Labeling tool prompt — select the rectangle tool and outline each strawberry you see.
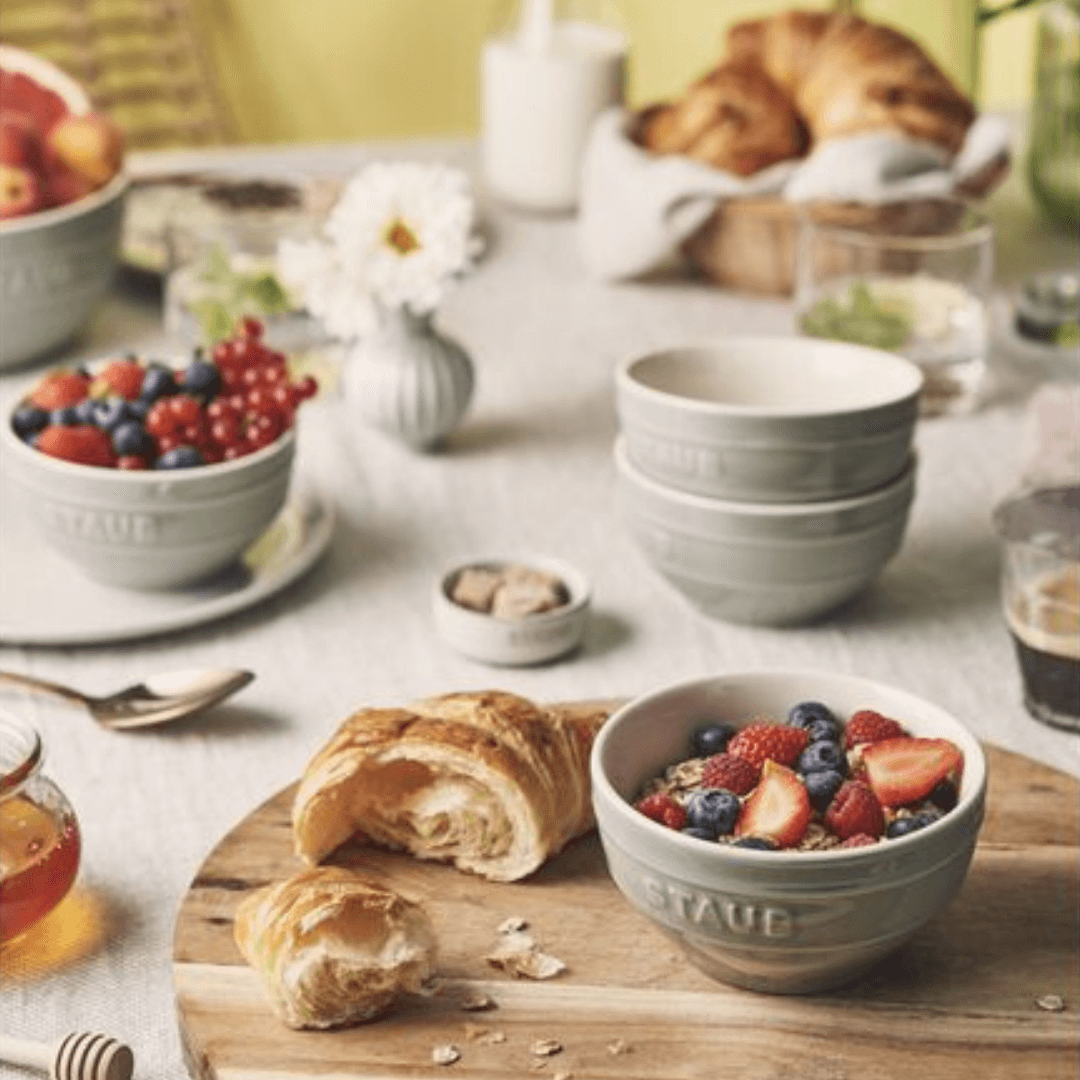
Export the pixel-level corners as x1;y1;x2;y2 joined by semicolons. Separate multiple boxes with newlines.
29;369;91;410
825;781;885;840
735;761;810;849
35;424;115;467
635;792;687;831
839;833;879;849
728;722;808;770
701;753;759;795
845;709;907;748
861;738;964;809
91;358;145;401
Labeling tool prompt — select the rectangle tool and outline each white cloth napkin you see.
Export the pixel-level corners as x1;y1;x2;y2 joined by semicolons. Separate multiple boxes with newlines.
577;108;1012;281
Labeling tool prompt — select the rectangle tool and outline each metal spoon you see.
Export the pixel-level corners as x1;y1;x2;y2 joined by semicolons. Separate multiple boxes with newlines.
0;668;254;730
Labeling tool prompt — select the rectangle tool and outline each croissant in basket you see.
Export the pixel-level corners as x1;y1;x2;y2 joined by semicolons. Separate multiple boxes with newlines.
292;690;611;882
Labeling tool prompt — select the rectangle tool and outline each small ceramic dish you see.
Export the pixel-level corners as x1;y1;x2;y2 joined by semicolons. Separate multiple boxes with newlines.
432;554;591;666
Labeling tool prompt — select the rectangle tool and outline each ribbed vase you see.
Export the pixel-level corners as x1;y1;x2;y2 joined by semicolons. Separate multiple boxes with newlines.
342;306;474;451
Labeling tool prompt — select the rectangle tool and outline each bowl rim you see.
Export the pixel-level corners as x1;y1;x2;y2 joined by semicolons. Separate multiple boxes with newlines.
2;401;296;482
617;337;924;419
590;669;988;867
432;551;592;629
615;436;916;517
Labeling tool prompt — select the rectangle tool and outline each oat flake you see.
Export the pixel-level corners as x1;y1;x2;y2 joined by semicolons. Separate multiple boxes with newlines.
607;1038;629;1055
531;1039;563;1056
1036;994;1066;1012
460;991;497;1011
498;916;529;934
432;1044;461;1065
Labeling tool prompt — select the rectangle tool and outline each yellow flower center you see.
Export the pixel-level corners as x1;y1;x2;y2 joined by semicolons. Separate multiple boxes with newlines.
383;218;420;256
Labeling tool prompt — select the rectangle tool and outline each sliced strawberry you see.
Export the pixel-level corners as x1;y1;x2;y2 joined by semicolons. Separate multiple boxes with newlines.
29;369;91;410
635;792;687;831
862;738;964;809
701;752;759;795
825;780;885;840
36;424;115;467
91;358;145;401
845;709;908;748
735;761;810;849
839;833;879;849
728;722;808;770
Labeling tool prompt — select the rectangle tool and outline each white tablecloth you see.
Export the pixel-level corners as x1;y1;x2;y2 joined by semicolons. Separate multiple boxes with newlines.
1;138;1078;1080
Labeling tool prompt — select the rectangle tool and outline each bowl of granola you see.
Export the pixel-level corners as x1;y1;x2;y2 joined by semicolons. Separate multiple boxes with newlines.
590;670;986;994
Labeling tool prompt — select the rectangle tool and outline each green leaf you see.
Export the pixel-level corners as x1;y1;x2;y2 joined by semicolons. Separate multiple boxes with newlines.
189;297;236;346
198;243;234;287
241;273;291;315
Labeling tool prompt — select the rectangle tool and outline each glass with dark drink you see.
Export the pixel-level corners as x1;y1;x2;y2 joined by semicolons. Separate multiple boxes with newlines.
994;484;1080;732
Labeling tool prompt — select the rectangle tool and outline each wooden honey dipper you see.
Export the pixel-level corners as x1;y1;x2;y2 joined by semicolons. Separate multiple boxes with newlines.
0;1032;134;1080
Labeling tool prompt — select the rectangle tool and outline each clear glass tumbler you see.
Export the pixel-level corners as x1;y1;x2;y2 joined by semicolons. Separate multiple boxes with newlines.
0;712;81;943
795;199;995;418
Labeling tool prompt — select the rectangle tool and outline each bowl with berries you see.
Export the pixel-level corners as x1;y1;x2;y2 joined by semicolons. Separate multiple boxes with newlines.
1;319;319;589
590;670;986;994
0;46;129;369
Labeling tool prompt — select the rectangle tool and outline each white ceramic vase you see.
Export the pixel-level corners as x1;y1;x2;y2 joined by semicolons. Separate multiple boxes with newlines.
342;306;475;451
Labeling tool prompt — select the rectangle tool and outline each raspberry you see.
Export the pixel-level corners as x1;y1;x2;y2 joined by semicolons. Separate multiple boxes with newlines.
701;753;759;795
728;723;808;770
839;833;879;849
845;710;907;749
825;781;885;840
635;792;687;831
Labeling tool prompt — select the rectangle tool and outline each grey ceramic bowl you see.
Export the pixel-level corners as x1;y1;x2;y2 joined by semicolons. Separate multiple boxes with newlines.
590;670;987;995
0;46;128;370
1;414;296;590
615;437;916;625
616;337;922;503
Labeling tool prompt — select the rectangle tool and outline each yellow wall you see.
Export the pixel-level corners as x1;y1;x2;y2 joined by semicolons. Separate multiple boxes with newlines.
188;0;1041;145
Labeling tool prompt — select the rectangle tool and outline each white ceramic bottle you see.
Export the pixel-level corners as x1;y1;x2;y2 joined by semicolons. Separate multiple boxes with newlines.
481;0;627;213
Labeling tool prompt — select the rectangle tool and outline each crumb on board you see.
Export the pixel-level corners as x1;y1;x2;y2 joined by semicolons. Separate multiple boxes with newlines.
460;990;497;1011
1036;994;1066;1012
531;1039;563;1057
432;1044;461;1066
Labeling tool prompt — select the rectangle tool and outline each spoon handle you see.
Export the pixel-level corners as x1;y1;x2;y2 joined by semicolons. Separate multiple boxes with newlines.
0;671;92;708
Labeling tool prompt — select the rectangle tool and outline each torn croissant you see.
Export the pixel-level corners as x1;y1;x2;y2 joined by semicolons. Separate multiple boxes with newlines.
292;690;610;882
233;866;437;1029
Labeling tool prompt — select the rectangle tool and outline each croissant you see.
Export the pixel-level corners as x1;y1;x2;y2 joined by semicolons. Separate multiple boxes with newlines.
233;866;437;1030
637;9;975;171
292;691;609;882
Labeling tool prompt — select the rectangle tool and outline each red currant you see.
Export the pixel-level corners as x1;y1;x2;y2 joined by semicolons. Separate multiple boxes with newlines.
117;455;148;470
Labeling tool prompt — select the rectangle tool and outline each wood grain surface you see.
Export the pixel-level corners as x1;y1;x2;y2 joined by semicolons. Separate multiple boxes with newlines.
174;741;1080;1080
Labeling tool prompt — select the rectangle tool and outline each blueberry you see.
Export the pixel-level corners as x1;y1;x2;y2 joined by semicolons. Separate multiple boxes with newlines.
93;398;132;431
49;406;80;426
181;358;222;401
127;399;150;421
690;722;736;758
681;826;717;842
927;779;958;812
797;740;848;777
73;398;99;425
140;363;177;402
155;446;204;469
804;768;845;812
685;789;740;839
885;812;939;839
789;700;841;737
112;420;154;458
12;405;49;440
805;716;843;744
731;836;778;851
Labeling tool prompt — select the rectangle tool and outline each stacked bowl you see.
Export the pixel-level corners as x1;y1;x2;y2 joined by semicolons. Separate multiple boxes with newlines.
614;337;924;625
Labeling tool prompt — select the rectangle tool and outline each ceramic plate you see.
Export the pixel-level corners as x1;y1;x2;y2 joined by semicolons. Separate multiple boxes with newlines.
0;483;334;646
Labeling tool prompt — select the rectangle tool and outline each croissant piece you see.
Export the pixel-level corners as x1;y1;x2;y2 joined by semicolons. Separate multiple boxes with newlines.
233;866;437;1030
292;691;611;882
727;10;975;155
637;56;809;175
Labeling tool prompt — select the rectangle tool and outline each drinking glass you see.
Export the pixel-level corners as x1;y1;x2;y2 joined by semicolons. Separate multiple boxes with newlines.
993;483;1080;732
0;712;81;943
795;199;995;417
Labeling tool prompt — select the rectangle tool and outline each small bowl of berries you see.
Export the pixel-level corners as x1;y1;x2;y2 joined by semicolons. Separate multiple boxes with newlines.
1;318;319;590
590;670;986;995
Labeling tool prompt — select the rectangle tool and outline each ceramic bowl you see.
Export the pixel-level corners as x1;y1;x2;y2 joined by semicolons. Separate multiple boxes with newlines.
590;670;987;995
0;45;129;370
615;437;916;625
0;412;296;590
432;554;591;666
616;337;922;502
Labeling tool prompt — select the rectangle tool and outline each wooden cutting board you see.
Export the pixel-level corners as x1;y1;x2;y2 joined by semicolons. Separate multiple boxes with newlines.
174;738;1079;1080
